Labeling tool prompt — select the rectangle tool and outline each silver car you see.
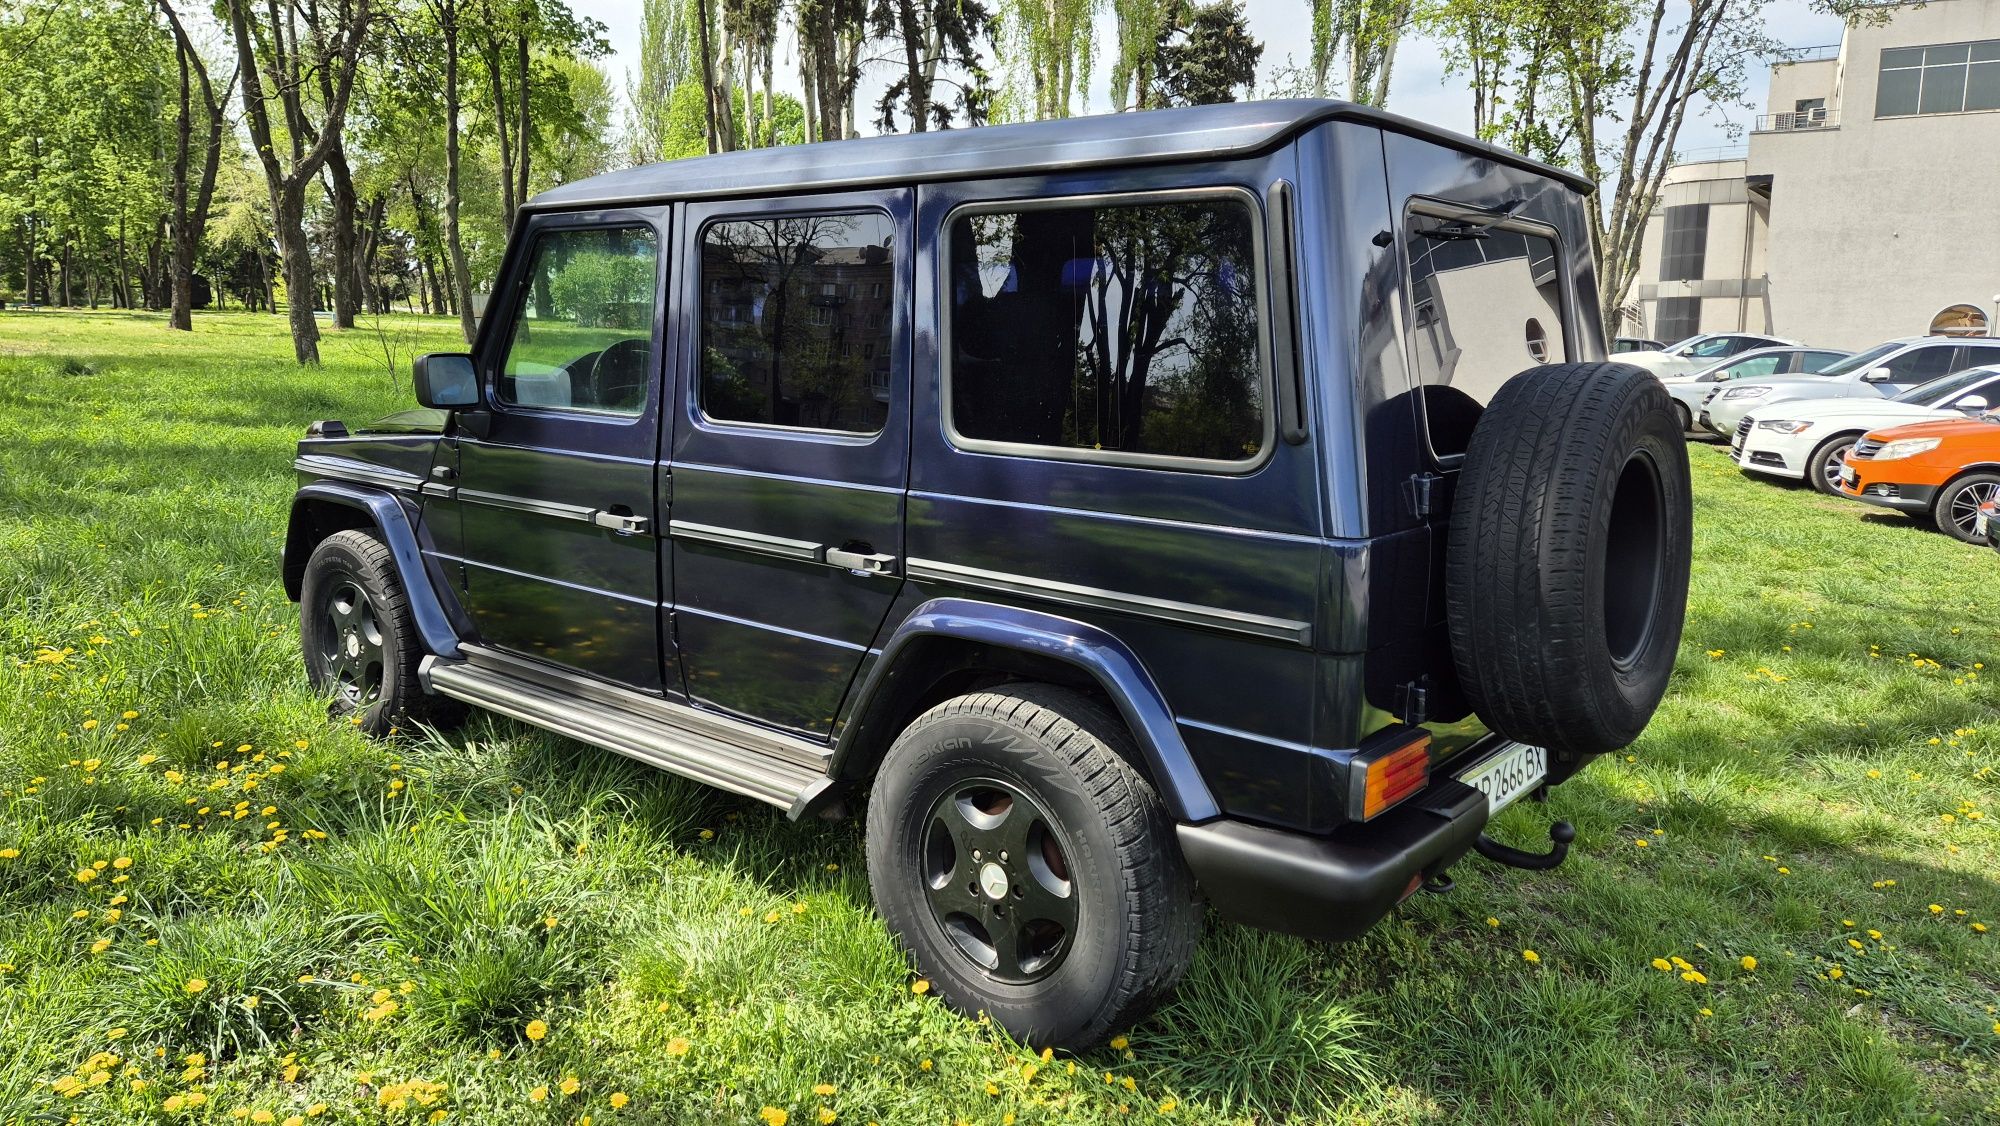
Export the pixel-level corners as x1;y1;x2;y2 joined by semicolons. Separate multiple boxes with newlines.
1659;346;1849;432
1699;337;2000;436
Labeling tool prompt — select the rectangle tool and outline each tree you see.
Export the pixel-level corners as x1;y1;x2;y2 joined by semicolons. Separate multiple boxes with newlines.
1150;0;1261;107
998;0;1095;120
1109;0;1167;111
795;0;869;141
225;0;375;363
630;0;695;163
1309;0;1411;106
871;0;995;131
157;1;236;329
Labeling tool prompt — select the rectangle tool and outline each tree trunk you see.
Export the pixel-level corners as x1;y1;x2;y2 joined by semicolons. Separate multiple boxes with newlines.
441;17;478;344
274;186;321;361
327;142;360;329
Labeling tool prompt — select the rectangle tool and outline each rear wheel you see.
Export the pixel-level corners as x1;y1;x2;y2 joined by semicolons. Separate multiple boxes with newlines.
1673;400;1693;434
864;684;1199;1048
1933;472;2000;544
1807;435;1860;496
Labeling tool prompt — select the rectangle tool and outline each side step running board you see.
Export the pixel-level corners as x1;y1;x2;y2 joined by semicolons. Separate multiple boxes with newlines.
420;654;831;814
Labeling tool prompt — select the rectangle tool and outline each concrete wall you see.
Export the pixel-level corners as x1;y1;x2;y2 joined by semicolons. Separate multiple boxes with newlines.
1747;0;2000;349
1631;160;1772;338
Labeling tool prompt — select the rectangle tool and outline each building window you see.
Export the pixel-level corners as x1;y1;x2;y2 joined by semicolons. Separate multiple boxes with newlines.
1656;296;1700;344
1658;204;1708;282
1878;40;2000;118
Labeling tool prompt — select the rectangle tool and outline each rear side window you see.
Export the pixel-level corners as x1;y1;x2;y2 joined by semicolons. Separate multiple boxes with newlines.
498;225;659;415
698;212;896;434
1405;213;1568;458
945;195;1267;466
1882;345;1959;384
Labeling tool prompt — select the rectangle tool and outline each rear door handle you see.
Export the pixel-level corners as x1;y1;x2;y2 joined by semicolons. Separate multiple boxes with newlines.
590;509;650;536
825;546;898;575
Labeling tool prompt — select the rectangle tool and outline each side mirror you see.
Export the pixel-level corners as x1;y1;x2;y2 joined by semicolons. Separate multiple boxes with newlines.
413;353;479;409
1860;366;1894;383
1958;394;1989;411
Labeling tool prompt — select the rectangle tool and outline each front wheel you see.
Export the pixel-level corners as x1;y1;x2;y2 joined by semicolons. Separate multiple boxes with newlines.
299;529;457;735
865;684;1200;1048
1807;435;1859;496
1933;472;2000;544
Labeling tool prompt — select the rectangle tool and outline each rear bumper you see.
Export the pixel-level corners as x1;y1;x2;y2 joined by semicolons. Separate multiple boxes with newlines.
1177;775;1488;942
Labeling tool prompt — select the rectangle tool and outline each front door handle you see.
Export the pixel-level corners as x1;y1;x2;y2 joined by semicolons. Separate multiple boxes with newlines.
825;546;898;575
590;509;650;536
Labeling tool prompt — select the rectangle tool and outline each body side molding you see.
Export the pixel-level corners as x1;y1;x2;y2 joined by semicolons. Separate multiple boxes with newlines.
832;598;1221;823
286;481;463;659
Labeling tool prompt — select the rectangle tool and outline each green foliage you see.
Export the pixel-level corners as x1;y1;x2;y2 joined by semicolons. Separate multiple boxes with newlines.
1150;0;1263;107
547;251;654;328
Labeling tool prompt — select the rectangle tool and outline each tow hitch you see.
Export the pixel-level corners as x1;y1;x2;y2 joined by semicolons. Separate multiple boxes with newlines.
1472;820;1576;871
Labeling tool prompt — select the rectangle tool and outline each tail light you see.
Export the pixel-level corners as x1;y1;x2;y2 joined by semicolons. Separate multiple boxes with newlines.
1356;732;1431;821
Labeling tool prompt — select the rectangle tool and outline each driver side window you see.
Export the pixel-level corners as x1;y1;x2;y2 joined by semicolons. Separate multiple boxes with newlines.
497;225;659;416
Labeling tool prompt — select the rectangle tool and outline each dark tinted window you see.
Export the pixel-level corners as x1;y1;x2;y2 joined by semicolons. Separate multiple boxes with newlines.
698;212;895;433
1883;345;1959;384
498;226;658;415
1656;299;1700;347
1659;204;1708;282
1406;218;1568;457
1800;350;1848;372
947;197;1265;463
1879;40;2000;116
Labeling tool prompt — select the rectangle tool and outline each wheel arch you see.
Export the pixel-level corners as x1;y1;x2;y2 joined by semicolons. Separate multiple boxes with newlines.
284;482;462;659
828;599;1220;824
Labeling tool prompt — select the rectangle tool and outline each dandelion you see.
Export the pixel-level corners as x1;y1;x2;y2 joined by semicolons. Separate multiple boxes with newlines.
525;1019;548;1042
610;1092;629;1109
1931;904;1945;914
184;978;207;994
1680;970;1708;984
1976;923;1990;934
0;849;15;859
76;868;97;883
1651;957;1672;972
764;910;783;924
1634;839;1648;848
812;1084;836;1096
911;979;930;995
817;1110;836;1125
1485;917;1499;928
90;938;111;955
112;856;131;870
529;1086;548;1103
1522;949;1540;964
560;1076;581;1097
760;1109;789;1126
918;1059;933;1072
1739;956;1757;972
1776;867;1790;875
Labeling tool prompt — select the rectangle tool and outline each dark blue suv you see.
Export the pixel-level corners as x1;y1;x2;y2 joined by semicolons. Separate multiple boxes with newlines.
284;101;1692;1047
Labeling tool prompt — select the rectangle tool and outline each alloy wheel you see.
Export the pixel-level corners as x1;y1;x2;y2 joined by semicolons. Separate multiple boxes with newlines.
918;777;1078;985
1949;480;2000;538
319;578;386;708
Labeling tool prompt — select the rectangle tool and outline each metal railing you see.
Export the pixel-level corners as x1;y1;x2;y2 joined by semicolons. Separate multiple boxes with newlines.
1753;109;1838;132
1774;43;1841;64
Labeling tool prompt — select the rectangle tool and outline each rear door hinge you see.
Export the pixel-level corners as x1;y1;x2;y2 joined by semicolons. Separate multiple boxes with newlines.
1406;472;1442;519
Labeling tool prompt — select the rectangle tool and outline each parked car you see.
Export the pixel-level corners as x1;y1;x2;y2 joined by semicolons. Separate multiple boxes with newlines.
1613;336;1666;353
1837;412;2000;542
1978;495;2000;551
1699;336;2000;437
280;101;1692;1047
1660;346;1849;432
1732;365;2000;493
1617;332;1798;378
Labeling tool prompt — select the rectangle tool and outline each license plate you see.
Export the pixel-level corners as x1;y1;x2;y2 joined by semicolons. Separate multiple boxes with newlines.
1841;465;1857;486
1730;435;1745;456
1457;742;1548;815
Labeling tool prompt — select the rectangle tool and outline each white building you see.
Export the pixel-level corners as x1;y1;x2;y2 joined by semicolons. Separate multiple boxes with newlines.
1633;1;2000;349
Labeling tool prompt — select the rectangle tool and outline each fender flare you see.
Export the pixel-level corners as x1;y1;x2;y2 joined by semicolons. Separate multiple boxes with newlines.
831;597;1219;824
286;482;462;659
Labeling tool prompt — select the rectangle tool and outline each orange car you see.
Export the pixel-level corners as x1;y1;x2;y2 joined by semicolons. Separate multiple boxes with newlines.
1837;412;2000;543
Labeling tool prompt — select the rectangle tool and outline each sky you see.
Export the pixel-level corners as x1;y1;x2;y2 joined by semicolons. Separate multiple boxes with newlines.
568;0;1848;155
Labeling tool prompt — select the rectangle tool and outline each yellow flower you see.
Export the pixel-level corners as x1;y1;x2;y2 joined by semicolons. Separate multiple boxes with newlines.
918;1059;933;1072
1521;949;1540;964
1633;839;1647;848
283;1118;304;1126
1739;956;1757;972
1485;916;1499;927
610;1092;629;1109
910;979;930;995
1975;923;1989;934
1109;1034;1129;1049
112;856;132;870
90;938;111;955
764;910;783;924
184;978;207;994
106;1027;127;1040
76;868;97;883
666;1037;691;1057
528;1086;548;1103
1931;904;1945;914
83;719;99;730
525;1019;548;1042
253;1111;275;1124
1651;957;1672;972
1776;867;1790;875
817;1109;837;1125
760;1108;789;1126
0;849;16;859
560;1076;580;1096
812;1084;836;1096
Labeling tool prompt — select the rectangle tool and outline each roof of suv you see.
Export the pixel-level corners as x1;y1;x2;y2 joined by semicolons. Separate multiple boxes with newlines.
526;99;1594;213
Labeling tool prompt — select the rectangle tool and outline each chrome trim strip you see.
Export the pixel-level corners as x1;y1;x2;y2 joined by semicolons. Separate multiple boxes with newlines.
668;520;823;561
449;554;658;608
672;460;904;496
674;603;870;652
906;558;1312;646
909;490;1322;545
457;488;599;524
293;455;424;492
420;482;456;500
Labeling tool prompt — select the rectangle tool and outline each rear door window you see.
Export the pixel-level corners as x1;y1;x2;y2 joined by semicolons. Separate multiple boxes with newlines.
1405;210;1569;457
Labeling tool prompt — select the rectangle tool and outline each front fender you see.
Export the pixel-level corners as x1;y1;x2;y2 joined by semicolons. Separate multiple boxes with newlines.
832;598;1219;824
285;482;461;659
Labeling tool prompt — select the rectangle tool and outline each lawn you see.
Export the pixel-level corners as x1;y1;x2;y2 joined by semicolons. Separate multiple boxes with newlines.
0;308;1996;1125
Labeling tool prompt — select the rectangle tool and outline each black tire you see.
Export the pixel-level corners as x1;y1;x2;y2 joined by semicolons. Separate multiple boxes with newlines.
1806;434;1860;496
1673;400;1692;434
299;529;459;735
1446;362;1692;762
1933;472;2000;544
864;684;1200;1048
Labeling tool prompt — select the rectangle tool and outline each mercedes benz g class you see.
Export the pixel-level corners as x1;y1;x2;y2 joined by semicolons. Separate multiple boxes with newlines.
284;100;1692;1047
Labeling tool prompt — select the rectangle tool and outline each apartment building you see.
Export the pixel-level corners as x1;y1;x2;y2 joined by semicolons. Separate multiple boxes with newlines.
1633;0;2000;349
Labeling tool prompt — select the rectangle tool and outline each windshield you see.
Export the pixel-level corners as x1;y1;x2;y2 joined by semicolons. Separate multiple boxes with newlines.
1895;366;2000;404
1663;334;1708;355
1815;341;1904;377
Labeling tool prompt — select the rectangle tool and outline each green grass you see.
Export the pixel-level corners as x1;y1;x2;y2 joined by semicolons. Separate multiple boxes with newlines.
1;308;1996;1124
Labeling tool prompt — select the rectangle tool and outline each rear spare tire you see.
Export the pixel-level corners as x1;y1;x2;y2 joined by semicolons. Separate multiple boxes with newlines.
1445;362;1691;761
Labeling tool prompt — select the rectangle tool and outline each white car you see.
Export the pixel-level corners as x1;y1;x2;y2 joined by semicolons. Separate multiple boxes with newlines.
1659;346;1849;432
1698;336;2000;437
1618;332;1799;379
1732;366;2000;493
